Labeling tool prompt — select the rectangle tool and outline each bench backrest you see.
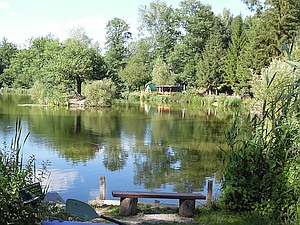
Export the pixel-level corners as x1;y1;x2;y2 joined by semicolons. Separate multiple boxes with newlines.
20;182;43;205
112;190;206;200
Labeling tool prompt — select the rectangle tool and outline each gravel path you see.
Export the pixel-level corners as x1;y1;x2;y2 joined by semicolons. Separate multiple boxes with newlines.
91;199;197;224
121;213;196;224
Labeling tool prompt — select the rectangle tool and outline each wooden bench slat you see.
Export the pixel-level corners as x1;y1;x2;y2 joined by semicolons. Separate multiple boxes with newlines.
20;182;43;205
112;190;205;200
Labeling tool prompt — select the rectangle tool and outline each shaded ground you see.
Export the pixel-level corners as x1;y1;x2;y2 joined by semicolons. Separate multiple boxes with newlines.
90;200;197;224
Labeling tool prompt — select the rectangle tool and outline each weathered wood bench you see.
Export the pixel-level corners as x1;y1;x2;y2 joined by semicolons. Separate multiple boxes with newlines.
112;190;206;217
19;182;43;205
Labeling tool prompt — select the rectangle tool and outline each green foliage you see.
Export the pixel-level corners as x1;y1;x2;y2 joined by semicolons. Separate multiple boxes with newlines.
104;17;131;83
197;28;226;91
0;38;18;76
139;0;180;59
83;79;117;107
224;15;249;94
0;120;49;224
251;59;295;102
31;80;69;106
119;39;152;91
3;0;300;101
221;61;300;223
61;32;95;95
151;57;171;85
179;0;216;54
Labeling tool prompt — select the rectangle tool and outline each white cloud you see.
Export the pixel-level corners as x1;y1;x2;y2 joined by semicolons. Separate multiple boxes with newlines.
0;2;11;9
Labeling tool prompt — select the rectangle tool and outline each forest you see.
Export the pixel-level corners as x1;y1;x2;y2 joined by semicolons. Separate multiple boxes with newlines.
1;0;300;106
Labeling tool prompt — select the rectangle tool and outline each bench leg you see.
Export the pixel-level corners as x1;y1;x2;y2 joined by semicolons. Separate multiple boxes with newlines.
119;197;138;216
179;199;195;217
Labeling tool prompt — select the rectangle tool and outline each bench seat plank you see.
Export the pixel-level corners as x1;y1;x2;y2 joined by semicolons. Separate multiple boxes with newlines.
112;190;205;200
112;190;206;217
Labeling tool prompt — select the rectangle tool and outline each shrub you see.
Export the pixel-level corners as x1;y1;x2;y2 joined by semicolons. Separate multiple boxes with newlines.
30;80;69;106
221;61;300;223
251;59;295;102
83;78;117;107
0;120;50;225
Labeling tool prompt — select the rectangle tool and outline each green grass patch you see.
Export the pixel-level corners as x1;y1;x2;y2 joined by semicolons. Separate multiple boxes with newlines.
195;206;278;225
88;202;280;225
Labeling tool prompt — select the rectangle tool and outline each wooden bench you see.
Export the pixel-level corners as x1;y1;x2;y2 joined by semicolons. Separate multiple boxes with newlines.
19;182;43;205
112;190;206;217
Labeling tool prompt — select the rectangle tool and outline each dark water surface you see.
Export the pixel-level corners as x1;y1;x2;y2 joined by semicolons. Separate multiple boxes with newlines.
0;94;233;204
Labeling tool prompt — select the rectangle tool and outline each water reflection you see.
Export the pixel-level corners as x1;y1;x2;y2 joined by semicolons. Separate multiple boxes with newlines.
0;95;233;200
46;169;78;191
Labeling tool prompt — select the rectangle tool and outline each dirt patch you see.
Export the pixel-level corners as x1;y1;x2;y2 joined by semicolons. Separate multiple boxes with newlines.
90;200;197;224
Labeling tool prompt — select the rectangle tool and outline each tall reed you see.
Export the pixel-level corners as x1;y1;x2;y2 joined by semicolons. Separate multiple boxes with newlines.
221;63;300;223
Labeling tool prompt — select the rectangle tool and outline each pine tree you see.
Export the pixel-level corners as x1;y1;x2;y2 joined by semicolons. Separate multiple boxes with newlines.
224;15;248;94
196;29;226;93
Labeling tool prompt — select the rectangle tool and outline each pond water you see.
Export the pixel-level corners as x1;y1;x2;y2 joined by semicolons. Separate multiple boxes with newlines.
0;94;233;204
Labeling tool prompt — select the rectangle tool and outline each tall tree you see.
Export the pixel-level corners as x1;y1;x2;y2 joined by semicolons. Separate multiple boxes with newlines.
104;18;132;82
139;0;180;59
61;28;106;95
152;57;171;85
197;29;226;93
243;0;300;57
177;0;219;87
224;15;248;94
167;42;197;86
2;36;60;88
119;39;152;91
179;0;216;54
0;38;17;75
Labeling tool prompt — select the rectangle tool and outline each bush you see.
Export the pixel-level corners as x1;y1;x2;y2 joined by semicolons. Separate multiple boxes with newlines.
0;120;50;225
83;78;117;107
221;61;300;223
251;59;295;102
30;80;69;106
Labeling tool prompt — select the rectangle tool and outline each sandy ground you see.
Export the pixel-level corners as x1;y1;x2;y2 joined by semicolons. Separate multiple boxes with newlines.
90;199;197;224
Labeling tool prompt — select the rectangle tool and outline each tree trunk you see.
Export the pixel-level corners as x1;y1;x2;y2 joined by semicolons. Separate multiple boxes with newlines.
76;76;82;95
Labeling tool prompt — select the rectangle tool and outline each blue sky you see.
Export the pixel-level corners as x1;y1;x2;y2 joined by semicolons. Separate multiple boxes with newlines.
0;0;251;48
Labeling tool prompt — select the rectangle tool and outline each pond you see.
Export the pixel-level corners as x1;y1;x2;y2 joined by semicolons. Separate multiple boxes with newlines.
0;94;233;204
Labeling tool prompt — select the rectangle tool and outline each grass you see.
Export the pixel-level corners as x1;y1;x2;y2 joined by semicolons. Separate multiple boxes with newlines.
87;202;279;225
195;206;277;225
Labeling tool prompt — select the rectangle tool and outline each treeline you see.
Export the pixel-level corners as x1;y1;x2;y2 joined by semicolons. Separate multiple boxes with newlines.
1;0;300;105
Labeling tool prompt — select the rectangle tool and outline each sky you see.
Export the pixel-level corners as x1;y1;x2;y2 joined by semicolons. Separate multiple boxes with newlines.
0;0;251;48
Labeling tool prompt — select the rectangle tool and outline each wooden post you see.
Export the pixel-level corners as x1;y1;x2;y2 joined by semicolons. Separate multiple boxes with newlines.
100;176;106;200
207;180;213;205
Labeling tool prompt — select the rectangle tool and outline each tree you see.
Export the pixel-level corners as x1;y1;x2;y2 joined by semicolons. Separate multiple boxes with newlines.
119;39;152;91
224;15;248;94
139;0;180;59
244;0;300;57
59;28;106;96
197;29;226;93
2;36;60;88
151;57;171;85
177;0;220;88
179;0;216;54
104;18;132;82
0;38;17;75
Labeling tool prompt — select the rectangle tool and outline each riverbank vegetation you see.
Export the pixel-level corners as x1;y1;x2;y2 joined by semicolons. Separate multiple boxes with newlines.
221;56;300;223
1;0;300;224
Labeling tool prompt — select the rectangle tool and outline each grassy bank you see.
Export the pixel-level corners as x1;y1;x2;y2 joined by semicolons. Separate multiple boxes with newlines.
124;91;253;109
83;202;278;225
